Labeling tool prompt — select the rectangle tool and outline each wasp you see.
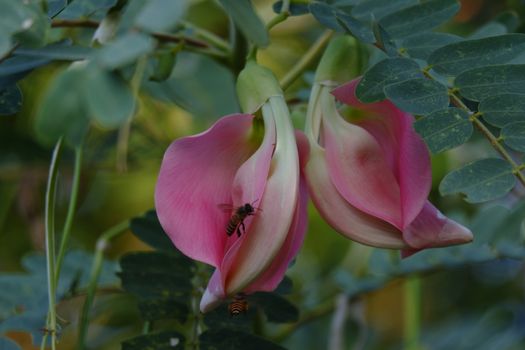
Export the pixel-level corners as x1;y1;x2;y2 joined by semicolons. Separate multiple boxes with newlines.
228;293;249;316
219;200;260;237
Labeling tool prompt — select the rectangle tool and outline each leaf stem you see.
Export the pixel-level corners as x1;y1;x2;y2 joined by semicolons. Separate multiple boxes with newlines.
403;276;421;350
180;20;231;53
43;138;64;350
450;94;525;186
280;30;333;91
77;220;129;350
116;56;147;172
55;145;83;280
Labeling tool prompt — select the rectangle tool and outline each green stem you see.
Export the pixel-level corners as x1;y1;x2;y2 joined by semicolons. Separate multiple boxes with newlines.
280;30;333;91
55;145;83;280
43;138;64;350
403;276;421;350
449;94;525;186
77;220;129;350
180;20;231;53
116;56;147;172
246;0;291;61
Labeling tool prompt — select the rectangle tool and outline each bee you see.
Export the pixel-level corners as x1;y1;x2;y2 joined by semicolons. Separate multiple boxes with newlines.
219;200;260;237
228;293;249;316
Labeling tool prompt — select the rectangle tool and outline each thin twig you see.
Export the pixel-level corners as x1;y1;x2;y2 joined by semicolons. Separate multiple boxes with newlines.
43;138;64;350
77;220;129;350
280;30;333;90
55;145;83;280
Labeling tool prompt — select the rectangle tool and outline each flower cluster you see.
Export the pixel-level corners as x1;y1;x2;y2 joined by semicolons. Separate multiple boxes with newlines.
155;38;472;312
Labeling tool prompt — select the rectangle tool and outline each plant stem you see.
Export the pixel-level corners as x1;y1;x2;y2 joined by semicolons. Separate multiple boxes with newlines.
246;0;291;60
403;276;421;350
449;94;525;186
180;20;230;53
116;56;146;172
77;220;129;350
280;30;333;91
43;138;64;350
55;145;83;280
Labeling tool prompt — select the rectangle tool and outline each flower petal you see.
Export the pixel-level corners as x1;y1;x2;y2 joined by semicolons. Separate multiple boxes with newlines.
200;269;224;313
244;173;309;293
402;201;473;251
299;131;407;249
223;97;300;294
321;89;403;229
155;114;256;267
332;79;431;229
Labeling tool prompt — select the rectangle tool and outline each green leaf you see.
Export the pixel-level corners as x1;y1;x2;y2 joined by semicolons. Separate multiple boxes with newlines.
384;78;449;115
455;64;525;101
119;252;195;302
0;85;22;116
57;0;116;19
122;331;185;350
129;210;176;252
356;57;422;102
0;56;49;80
468;22;507;40
250;292;299;323
0;1;49;55
34;66;90;147
414;108;472;153
273;1;310;16
135;0;188;33
15;43;92;61
429;34;525;76
336;12;375;43
439;158;516;203
309;2;344;32
400;32;462;60
83;65;135;128
494;11;520;32
218;0;269;47
379;0;459;40
94;32;155;69
137;298;189;322
0;337;21;350
351;0;418;21
501;122;525;152
199;329;286;350
479;93;525;127
145;52;239;119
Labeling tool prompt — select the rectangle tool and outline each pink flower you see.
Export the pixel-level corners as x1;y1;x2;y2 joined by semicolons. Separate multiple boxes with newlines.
155;63;307;312
301;50;472;254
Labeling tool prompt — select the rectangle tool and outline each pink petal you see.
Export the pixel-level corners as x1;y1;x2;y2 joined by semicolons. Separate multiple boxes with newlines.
222;102;300;295
155;114;256;267
402;201;473;251
321;90;403;229
299;131;407;248
332;79;431;229
200;269;224;312
215;113;277;291
243;173;309;293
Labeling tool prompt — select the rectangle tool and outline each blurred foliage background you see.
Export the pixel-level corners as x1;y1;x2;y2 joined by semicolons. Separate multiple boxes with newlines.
2;0;525;349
